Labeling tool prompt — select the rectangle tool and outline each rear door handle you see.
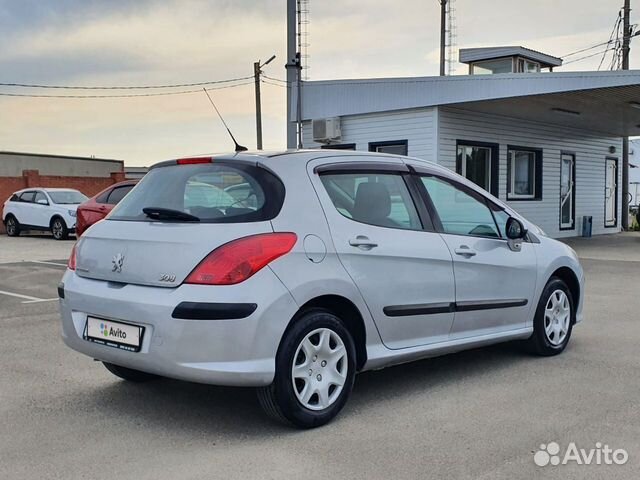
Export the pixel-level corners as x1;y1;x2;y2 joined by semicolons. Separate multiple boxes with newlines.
454;246;477;257
349;235;378;250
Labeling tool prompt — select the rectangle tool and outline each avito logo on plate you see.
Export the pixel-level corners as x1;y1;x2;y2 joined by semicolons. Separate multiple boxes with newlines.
534;441;629;467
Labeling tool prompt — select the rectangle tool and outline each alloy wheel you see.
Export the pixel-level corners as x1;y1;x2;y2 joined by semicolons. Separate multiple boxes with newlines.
544;289;571;346
52;220;63;239
6;218;16;235
291;328;348;411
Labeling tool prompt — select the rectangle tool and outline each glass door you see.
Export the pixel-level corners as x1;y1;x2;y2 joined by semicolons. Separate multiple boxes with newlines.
560;154;575;229
605;158;618;227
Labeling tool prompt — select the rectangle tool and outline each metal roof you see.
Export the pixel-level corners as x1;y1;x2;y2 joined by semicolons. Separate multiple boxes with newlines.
459;46;563;67
296;70;640;136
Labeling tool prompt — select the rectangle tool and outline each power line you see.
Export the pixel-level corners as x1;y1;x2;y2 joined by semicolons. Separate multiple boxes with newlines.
0;75;254;90
562;48;616;66
0;81;254;99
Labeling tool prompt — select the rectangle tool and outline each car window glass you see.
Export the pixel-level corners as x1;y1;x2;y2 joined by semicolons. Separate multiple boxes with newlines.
96;190;110;204
106;186;133;205
421;176;500;238
492;209;510;238
34;192;48;204
109;163;282;224
19;191;35;203
320;172;422;230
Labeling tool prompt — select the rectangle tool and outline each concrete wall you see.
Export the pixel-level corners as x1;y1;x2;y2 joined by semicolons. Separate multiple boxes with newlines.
0;152;123;178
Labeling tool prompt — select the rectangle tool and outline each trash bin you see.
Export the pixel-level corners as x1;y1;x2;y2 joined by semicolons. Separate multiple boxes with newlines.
582;215;593;238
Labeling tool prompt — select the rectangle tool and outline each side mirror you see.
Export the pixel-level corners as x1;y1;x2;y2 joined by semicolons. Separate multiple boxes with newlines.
506;217;526;239
36;199;48;205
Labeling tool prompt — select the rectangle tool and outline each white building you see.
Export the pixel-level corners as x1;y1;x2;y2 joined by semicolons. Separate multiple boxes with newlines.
295;47;640;238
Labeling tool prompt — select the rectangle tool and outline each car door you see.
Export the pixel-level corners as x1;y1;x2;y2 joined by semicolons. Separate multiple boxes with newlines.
32;191;51;228
310;159;456;350
18;191;36;226
417;172;537;339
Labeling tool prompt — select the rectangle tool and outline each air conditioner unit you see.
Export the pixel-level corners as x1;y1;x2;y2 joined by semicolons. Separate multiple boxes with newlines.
312;117;341;143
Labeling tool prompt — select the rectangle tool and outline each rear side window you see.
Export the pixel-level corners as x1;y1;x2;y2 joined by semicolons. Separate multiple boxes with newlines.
106;185;133;205
109;163;284;223
19;191;35;203
320;172;422;230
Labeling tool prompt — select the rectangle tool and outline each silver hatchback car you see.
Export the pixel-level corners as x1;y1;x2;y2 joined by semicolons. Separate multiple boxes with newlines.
59;150;584;428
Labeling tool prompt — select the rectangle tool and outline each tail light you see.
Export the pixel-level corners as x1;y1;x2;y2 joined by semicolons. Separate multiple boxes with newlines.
67;243;77;270
185;233;297;285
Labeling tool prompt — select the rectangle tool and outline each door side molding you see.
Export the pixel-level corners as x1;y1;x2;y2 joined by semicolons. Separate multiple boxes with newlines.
384;299;528;317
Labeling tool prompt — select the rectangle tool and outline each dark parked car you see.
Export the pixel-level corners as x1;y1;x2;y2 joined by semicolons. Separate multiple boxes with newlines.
75;180;137;236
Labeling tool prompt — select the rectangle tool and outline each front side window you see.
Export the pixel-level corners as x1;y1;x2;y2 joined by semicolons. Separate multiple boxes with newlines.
109;163;284;223
47;190;88;205
369;141;408;156
34;191;48;205
421;175;501;238
320;172;421;230
507;148;541;200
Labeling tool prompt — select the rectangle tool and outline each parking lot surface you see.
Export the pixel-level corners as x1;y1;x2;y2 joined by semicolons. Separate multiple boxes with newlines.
1;233;638;479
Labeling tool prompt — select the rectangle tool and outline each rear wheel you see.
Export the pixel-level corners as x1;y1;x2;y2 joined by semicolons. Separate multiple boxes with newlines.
51;217;69;240
525;277;574;356
103;362;158;382
257;309;356;428
5;215;20;237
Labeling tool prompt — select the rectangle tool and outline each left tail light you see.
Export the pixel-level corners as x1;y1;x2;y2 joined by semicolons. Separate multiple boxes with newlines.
184;232;297;285
67;243;77;270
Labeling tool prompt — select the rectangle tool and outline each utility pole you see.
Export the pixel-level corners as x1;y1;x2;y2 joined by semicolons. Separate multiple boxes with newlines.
622;0;632;229
253;55;276;150
439;0;448;76
286;0;297;149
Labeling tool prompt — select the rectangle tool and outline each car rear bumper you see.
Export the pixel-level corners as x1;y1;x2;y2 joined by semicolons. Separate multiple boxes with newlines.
58;268;298;386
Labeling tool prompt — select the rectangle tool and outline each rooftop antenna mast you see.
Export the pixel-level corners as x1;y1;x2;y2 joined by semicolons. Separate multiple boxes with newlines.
446;0;457;75
202;87;248;153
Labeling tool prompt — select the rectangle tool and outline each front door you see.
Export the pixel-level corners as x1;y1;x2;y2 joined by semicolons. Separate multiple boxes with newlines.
310;159;456;350
605;158;618;227
418;174;537;338
560;154;575;230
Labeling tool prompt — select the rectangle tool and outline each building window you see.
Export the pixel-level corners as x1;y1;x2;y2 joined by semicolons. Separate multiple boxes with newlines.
369;140;408;156
456;141;499;196
321;143;356;150
507;146;542;200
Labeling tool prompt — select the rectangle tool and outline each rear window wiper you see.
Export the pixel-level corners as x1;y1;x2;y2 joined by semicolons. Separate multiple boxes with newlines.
142;207;200;222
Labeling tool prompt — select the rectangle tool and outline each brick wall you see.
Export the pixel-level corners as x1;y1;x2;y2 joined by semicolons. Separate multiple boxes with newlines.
0;170;126;233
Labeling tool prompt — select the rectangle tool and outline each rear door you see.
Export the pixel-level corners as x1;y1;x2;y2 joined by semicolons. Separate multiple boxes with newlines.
310;159;456;350
32;191;51;228
417;172;537;338
75;160;284;287
17;191;36;226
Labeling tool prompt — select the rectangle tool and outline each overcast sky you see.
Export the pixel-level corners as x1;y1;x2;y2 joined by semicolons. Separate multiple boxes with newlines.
0;0;637;166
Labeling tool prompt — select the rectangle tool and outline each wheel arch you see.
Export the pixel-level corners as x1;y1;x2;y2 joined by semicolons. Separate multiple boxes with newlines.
285;294;367;370
49;214;66;228
550;266;580;323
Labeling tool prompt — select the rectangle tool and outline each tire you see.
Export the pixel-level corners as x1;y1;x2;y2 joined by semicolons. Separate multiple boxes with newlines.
103;362;159;382
51;217;69;240
257;309;357;428
525;277;574;356
5;215;20;237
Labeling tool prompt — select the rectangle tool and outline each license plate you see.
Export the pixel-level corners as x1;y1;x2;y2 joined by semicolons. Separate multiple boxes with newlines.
84;317;144;352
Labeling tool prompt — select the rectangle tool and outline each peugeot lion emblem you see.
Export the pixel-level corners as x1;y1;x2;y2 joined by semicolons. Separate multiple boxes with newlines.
112;253;125;273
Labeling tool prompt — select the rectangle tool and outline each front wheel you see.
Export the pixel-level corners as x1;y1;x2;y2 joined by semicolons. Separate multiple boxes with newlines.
257;309;357;428
525;277;574;356
51;217;69;240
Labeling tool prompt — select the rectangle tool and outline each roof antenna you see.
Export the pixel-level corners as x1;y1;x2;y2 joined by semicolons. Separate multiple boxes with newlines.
202;87;248;153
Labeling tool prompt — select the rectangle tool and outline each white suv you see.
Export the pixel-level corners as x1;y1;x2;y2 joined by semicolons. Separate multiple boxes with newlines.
3;188;87;240
59;151;584;428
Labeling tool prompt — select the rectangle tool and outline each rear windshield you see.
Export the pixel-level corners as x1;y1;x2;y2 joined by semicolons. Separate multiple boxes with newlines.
108;162;285;223
47;190;88;204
